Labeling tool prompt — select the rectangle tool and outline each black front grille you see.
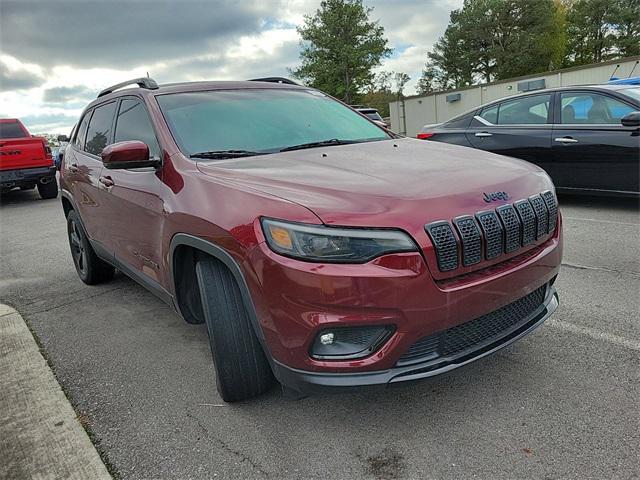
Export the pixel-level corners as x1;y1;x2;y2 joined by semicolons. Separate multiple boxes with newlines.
514;200;536;246
541;190;558;234
496;204;521;253
397;285;547;366
476;210;503;260
425;190;558;272
453;216;482;266
425;221;458;271
529;195;549;239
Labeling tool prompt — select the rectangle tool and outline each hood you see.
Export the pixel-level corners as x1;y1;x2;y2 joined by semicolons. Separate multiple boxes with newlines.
196;138;553;228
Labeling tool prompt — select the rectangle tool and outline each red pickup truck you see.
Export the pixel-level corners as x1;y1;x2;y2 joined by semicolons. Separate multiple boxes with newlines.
0;118;58;199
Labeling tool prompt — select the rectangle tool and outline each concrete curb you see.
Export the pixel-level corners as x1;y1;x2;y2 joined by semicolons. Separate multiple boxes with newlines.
0;304;112;480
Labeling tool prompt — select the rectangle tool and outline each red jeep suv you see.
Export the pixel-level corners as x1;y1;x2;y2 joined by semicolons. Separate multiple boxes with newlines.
60;77;562;402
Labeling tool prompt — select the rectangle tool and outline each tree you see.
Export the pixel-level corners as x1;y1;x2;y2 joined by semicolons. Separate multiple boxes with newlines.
362;71;398;117
418;0;566;91
393;72;411;98
416;63;438;95
564;0;639;66
291;0;392;104
565;0;617;65
426;18;475;89
614;0;640;57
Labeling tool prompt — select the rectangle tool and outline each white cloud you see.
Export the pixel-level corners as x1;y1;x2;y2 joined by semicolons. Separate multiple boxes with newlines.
1;1;461;133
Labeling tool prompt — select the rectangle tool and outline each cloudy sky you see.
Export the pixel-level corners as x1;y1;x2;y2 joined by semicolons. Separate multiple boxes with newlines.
0;0;461;134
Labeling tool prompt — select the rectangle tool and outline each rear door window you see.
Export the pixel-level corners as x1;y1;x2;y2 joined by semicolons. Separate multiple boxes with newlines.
560;92;635;124
496;94;551;125
478;104;499;124
85;102;116;155
114;99;160;158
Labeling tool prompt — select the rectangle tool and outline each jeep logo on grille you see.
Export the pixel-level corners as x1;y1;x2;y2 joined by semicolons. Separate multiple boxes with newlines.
483;191;509;202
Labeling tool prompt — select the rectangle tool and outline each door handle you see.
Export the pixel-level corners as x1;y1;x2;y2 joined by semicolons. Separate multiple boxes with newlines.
475;132;493;137
554;137;578;144
68;163;79;173
99;176;114;188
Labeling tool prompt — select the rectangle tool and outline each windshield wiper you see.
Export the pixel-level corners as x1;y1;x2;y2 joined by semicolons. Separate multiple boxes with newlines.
279;138;358;152
190;150;264;159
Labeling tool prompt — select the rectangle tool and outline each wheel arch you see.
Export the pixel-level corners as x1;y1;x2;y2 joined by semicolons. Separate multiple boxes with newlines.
169;234;270;352
60;190;75;218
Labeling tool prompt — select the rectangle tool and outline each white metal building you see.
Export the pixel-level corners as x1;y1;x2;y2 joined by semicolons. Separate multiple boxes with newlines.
389;56;640;137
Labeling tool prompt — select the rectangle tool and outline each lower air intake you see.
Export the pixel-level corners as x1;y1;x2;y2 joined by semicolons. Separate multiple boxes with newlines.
397;285;547;366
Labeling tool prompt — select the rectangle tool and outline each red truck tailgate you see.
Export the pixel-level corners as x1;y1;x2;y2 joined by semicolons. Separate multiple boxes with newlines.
0;138;53;171
0;118;53;171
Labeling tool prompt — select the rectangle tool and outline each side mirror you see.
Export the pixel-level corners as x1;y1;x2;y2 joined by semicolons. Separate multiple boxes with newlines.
101;141;160;169
621;111;640;127
57;134;70;142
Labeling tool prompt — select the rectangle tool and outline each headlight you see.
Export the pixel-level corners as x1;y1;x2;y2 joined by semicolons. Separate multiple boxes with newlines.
261;218;418;263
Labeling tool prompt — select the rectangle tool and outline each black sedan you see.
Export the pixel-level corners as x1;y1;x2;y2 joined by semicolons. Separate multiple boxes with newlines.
418;85;640;196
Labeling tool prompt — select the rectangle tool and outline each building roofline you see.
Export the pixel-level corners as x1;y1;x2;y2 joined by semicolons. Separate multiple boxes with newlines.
397;55;640;103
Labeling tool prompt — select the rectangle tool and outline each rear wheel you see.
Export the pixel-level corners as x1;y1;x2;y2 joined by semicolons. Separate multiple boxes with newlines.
37;179;58;199
195;257;274;402
67;210;115;285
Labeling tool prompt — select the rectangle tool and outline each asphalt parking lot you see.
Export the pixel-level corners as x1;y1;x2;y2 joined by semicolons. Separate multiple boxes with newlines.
1;187;639;480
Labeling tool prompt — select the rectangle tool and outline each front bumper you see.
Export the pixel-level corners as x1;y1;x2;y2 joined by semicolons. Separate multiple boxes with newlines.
0;165;56;189
272;286;558;394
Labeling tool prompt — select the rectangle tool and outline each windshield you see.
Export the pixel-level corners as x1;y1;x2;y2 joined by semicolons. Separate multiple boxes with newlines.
157;89;389;157
620;87;640;103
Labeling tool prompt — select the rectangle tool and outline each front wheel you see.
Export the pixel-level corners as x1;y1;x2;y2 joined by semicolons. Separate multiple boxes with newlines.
195;257;274;402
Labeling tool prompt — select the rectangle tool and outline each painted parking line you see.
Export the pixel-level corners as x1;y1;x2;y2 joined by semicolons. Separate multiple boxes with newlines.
547;318;640;352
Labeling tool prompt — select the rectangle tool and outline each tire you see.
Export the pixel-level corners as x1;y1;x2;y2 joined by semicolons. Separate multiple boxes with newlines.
67;210;115;285
195;257;274;402
37;179;58;199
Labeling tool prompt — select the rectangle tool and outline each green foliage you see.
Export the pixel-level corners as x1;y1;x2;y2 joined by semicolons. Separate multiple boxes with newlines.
361;71;410;117
418;0;638;92
422;0;564;89
291;0;392;103
565;0;640;65
416;64;437;95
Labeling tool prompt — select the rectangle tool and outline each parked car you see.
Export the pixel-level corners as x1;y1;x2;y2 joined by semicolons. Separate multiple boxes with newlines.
0;118;58;199
55;126;76;170
418;84;640;197
607;76;640;85
60;77;561;402
353;106;389;128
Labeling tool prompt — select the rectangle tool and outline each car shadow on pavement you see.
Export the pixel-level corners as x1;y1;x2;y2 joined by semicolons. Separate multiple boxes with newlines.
0;187;57;207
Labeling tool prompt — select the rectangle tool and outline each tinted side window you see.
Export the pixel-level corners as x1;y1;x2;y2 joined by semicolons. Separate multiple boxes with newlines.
560;92;635;124
74;112;91;148
85;102;116;155
114;99;160;158
479;105;498;124
444;112;474;129
497;94;551;125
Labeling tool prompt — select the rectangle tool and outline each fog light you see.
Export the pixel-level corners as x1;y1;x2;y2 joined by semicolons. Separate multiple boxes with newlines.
310;325;394;360
320;332;335;345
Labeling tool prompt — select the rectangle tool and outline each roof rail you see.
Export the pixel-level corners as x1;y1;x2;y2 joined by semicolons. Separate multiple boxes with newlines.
248;77;299;86
97;77;159;98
